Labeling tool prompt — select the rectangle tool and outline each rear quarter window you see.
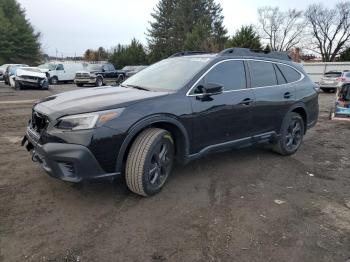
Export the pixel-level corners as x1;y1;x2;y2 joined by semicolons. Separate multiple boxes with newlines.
276;64;301;83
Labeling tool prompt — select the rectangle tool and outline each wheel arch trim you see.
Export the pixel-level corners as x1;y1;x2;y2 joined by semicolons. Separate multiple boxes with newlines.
115;114;190;173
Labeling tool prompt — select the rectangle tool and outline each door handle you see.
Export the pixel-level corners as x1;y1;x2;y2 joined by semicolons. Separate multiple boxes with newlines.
239;98;254;106
284;92;292;99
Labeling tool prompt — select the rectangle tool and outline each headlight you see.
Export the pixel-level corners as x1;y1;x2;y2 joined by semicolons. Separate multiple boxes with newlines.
56;108;124;131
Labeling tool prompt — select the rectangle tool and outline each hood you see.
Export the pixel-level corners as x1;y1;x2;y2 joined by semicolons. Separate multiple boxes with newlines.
76;70;91;74
17;68;46;78
34;86;169;119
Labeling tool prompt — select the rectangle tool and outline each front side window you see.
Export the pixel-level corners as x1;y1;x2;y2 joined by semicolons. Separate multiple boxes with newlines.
249;61;277;88
204;60;246;91
56;64;64;71
277;64;301;83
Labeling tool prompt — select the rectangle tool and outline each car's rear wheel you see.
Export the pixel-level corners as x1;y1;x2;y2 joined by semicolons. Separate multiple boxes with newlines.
125;128;175;197
96;77;103;87
50;76;58;85
273;112;304;156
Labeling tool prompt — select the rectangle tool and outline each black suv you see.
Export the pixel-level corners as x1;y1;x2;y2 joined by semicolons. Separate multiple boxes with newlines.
22;48;319;197
74;63;126;87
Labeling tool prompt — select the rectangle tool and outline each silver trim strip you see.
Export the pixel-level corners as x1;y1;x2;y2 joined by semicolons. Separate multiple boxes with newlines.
186;58;305;97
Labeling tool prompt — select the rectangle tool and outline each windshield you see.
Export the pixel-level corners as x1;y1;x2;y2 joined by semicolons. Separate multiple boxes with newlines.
324;72;342;78
21;68;42;73
38;63;56;71
123;57;211;91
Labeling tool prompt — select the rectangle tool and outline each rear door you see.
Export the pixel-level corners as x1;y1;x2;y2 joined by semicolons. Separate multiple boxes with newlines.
248;60;297;135
189;60;255;152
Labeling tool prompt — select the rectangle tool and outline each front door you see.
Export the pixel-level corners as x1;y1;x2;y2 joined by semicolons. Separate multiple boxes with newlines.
189;60;255;153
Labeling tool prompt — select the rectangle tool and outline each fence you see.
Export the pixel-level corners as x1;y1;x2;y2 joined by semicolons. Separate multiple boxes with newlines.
302;62;350;83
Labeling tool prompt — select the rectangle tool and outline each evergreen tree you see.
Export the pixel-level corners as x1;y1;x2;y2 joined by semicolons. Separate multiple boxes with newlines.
147;0;227;62
109;39;148;69
339;47;350;62
225;25;262;50
0;0;41;64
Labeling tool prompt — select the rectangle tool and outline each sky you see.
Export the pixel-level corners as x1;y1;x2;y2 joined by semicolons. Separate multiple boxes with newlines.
17;0;335;57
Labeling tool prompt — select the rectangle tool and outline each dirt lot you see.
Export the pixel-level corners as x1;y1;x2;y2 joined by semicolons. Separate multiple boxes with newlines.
0;82;349;262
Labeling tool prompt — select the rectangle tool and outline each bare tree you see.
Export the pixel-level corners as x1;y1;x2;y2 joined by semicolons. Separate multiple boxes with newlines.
305;2;350;62
257;7;305;52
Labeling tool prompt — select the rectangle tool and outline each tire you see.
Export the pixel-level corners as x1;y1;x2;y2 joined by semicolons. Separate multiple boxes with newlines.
273;112;305;156
50;76;58;85
15;80;22;90
125;128;175;197
117;74;125;84
95;77;103;87
76;83;84;87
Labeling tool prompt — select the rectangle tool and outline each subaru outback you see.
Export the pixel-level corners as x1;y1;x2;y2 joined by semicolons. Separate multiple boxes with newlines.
22;48;319;197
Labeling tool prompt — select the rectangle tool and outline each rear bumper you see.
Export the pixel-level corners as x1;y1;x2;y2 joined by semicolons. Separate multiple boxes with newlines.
23;129;120;182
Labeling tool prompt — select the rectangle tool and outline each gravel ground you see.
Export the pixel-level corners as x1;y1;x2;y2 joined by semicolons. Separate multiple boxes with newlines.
0;82;349;262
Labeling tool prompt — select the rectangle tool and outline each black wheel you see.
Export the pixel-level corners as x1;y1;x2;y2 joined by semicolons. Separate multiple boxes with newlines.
273;112;304;156
125;128;175;197
50;76;58;85
76;83;84;87
95;77;103;87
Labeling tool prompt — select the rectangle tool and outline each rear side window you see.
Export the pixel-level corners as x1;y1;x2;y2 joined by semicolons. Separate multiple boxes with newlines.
249;61;277;88
204;60;246;91
277;64;301;83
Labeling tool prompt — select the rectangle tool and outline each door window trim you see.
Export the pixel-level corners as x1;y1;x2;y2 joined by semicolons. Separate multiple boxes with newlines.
186;58;305;97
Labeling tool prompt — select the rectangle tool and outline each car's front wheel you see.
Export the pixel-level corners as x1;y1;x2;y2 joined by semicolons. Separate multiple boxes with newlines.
273;112;304;156
95;77;103;87
50;76;58;85
125;128;175;197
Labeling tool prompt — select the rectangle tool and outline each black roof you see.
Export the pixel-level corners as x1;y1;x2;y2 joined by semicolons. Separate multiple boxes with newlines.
169;48;292;61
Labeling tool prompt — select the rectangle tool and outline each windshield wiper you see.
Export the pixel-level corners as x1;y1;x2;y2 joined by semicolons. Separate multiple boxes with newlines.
123;84;151;91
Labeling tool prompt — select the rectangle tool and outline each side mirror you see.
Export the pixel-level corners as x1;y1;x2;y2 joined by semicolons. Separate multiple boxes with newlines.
195;83;223;97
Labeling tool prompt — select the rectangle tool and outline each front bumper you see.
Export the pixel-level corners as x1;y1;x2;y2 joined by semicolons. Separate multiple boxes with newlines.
23;128;120;182
74;78;96;84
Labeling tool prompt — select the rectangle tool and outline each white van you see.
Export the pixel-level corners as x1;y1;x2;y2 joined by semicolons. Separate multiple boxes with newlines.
38;62;84;84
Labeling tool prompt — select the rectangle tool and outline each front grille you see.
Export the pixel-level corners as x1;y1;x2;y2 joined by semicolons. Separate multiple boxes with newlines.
21;75;41;81
31;110;49;133
76;73;90;78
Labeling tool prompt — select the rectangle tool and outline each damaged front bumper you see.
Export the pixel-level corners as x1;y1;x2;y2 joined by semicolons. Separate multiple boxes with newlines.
22;127;120;182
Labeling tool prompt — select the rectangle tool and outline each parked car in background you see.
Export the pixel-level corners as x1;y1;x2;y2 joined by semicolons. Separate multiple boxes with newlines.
319;70;350;93
4;64;28;85
15;67;49;90
0;64;10;81
38;62;84;85
22;48;319;197
74;63;126;87
122;65;148;78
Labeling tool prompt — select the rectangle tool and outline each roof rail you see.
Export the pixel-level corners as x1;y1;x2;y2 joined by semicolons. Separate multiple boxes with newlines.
219;48;292;61
169;51;210;58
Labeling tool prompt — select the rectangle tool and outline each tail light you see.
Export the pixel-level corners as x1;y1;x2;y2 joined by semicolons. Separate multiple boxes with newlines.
337;77;346;82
